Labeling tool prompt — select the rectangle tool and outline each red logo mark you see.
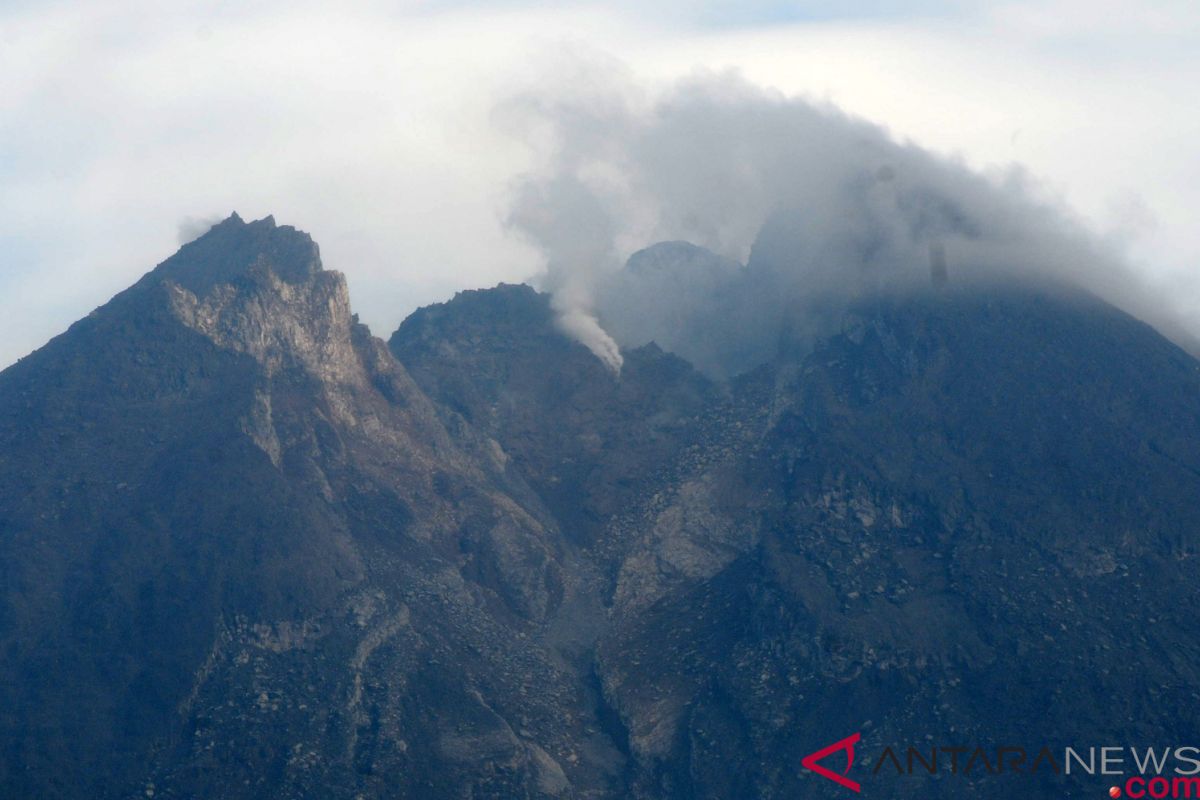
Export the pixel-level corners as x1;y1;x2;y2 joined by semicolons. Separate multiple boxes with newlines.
802;732;862;793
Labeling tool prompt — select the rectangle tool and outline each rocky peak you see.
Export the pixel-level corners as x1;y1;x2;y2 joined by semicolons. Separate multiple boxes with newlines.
595;241;749;378
622;240;740;277
153;212;322;294
149;214;362;386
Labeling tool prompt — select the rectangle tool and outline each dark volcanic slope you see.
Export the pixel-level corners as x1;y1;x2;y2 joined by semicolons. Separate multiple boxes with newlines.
593;285;1200;799
0;216;618;799
393;278;1200;799
389;284;716;550
3;216;1200;799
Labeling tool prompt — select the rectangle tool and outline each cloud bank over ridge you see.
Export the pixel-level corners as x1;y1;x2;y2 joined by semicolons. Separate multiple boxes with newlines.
502;62;1195;377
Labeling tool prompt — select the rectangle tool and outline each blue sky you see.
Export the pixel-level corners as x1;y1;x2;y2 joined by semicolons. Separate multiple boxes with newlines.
1;0;1198;368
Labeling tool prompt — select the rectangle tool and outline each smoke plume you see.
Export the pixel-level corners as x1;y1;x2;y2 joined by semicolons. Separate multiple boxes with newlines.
501;61;1193;377
177;214;227;245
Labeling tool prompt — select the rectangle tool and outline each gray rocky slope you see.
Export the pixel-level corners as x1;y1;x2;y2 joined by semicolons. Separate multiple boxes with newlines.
2;214;1199;798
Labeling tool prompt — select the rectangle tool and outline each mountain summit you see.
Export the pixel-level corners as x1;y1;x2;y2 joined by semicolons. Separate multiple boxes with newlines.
2;218;1200;799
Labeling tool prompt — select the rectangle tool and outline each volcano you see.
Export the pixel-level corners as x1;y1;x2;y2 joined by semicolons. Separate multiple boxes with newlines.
2;214;1199;799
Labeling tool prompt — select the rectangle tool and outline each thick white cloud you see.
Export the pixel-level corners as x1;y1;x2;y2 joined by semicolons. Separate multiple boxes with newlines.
1;0;1197;368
